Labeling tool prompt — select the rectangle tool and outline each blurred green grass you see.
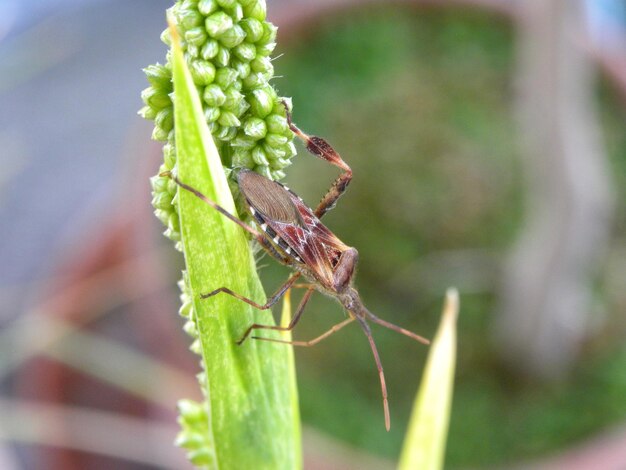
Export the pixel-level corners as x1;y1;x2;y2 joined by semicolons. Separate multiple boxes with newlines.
260;7;626;466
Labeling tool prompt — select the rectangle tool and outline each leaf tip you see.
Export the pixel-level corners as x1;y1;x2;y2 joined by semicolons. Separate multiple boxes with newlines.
443;287;459;324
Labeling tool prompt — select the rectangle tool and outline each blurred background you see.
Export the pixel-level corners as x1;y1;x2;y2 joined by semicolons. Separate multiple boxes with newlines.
1;0;625;468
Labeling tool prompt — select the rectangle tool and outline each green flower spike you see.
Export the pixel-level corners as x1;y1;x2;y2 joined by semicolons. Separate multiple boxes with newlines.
142;0;295;245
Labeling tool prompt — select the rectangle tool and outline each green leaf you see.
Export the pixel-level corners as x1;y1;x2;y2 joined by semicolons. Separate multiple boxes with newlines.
398;289;459;470
279;290;301;453
169;20;300;469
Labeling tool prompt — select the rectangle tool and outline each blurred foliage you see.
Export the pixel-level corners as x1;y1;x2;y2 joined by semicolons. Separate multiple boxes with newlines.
252;7;626;466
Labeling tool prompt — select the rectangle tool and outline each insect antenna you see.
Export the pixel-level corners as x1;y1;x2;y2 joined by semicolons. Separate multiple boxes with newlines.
364;309;430;345
354;315;391;431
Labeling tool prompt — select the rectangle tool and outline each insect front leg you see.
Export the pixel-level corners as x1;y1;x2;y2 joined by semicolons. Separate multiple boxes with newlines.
200;272;300;310
283;102;353;219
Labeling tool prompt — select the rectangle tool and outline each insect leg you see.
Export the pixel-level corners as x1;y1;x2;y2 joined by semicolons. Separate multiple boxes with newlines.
364;311;430;345
282;101;353;219
160;171;262;238
201;272;301;309
252;317;354;346
236;287;314;345
292;283;317;289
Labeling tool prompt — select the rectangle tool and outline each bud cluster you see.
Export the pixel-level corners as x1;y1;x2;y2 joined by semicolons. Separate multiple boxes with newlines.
141;0;296;247
176;398;215;467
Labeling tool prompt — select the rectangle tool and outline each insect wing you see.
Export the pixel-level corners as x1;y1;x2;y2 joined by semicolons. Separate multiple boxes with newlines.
238;170;305;227
238;170;349;288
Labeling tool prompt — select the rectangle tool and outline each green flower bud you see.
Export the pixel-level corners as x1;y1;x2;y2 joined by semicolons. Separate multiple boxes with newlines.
189;60;216;85
188;449;215;466
177;399;204;421
214;46;230;67
249;88;273;117
229;4;244;22
283;141;297;158
205;11;233;38
163;143;176;168
150;175;168;193
223;87;244;111
259;22;277;44
216;125;237;140
232;133;257;149
234;95;250;116
233;42;256;62
188;47;201;61
243;0;266;21
152;191;174;211
164;227;181;241
271;169;286;180
219;24;246;48
264;132;288;148
242;72;265;90
232;149;254;167
179;299;193;318
231;59;251;79
190;338;202;355
203;84;226;106
218;110;240;127
243;117;267;140
274;96;291;114
183;319;197;337
155;107;174;133
138;105;157;120
255;164;272;179
177;8;203;29
185;27;208;47
215;67;238;89
152;125;169;142
206;120;219;133
263;141;286;160
154;209;170;226
168;211;181;231
160;28;171;46
200;39;219;60
251;145;269;165
141;86;171;110
256;41;276;57
265;113;288;134
167;177;178;195
250;56;273;75
240;18;263;42
204;106;221;123
197;0;218;15
143;63;171;90
180;0;199;10
216;0;236;8
272;157;292;169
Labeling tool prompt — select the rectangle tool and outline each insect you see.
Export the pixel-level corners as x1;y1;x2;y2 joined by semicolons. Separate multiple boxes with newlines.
162;103;429;430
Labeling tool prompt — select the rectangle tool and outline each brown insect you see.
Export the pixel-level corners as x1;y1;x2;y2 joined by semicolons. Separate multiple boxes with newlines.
162;104;429;430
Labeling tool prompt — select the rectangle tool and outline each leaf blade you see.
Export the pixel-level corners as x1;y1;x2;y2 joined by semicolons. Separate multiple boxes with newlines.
169;19;300;469
398;288;459;470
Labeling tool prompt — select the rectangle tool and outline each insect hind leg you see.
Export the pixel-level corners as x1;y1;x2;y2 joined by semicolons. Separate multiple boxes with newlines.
237;287;314;345
159;171;262;239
